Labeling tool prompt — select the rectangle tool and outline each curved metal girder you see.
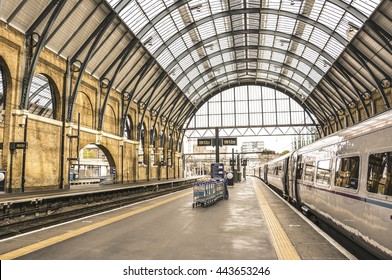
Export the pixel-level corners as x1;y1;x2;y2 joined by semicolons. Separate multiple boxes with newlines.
331;62;370;118
20;0;66;109
153;8;348;60
175;45;326;84
365;20;392;53
91;22;129;76
100;37;139;79
166;29;335;74
137;0;367;41
120;57;155;136
347;45;390;109
312;88;342;130
327;68;361;102
98;38;140;131
175;102;195;128
137;71;166;140
161;94;183;144
322;76;355;124
67;11;117;122
45;0;85;44
151;83;177;136
150;83;177;112
189;67;312;103
138;73;167;105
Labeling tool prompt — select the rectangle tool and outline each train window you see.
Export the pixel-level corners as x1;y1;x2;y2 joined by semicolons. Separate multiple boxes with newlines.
367;152;392;196
335;156;360;189
303;161;315;181
316;160;331;186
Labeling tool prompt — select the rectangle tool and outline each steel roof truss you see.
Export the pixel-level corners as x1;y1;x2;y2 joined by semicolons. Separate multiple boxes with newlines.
20;0;66;109
348;45;390;109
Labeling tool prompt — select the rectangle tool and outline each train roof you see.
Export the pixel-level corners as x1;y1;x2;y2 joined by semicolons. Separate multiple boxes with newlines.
264;151;293;165
297;109;392;154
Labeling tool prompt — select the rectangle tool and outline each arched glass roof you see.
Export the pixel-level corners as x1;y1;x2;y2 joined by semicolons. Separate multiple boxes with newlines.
107;0;380;103
1;0;390;136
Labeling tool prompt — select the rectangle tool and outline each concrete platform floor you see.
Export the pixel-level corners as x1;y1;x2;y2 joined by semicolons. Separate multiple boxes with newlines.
0;177;350;260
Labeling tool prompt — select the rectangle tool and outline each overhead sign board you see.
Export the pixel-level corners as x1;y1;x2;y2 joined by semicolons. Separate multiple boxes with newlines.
197;138;237;146
222;138;237;146
197;139;212;146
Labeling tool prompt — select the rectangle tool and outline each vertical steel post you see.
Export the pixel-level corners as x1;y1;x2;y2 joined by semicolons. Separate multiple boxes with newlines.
77;113;80;175
215;127;219;163
231;148;235;172
9;150;14;193
21;115;28;192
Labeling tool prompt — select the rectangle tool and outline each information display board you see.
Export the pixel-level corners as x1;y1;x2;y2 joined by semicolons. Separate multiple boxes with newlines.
211;163;224;179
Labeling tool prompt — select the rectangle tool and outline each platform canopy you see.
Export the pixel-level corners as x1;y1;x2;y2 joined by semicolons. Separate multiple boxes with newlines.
1;0;391;134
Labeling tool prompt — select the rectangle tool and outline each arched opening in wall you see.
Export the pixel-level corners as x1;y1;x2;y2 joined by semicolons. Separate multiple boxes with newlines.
160;130;165;165
73;91;94;128
0;57;11;190
0;57;11;126
168;134;173;167
124;115;133;140
70;144;116;185
138;122;147;164
103;104;117;135
0;62;7;113
28;74;57;119
151;128;159;166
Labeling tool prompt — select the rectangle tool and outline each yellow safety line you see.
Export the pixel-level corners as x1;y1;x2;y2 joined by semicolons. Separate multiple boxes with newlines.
253;183;301;260
0;190;192;260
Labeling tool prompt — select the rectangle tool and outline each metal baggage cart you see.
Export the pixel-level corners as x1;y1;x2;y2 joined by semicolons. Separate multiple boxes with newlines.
192;180;225;208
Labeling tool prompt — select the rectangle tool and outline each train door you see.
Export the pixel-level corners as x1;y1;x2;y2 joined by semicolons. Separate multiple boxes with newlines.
294;154;303;204
263;164;268;184
283;157;290;198
287;153;295;200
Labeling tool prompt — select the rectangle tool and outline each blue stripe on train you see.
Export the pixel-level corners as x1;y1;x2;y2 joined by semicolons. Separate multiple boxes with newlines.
301;183;392;209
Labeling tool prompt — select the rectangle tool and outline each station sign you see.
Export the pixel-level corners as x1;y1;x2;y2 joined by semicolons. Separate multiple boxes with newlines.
197;138;213;146
222;138;237;146
197;138;237;146
10;142;28;150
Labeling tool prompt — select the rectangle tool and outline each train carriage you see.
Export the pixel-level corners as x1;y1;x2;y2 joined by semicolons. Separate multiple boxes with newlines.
260;110;392;259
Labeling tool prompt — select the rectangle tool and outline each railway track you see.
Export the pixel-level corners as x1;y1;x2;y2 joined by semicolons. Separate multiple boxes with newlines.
0;182;194;240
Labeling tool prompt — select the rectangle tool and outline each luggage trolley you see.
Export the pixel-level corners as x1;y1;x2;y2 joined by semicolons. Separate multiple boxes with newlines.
192;163;228;208
192;180;225;208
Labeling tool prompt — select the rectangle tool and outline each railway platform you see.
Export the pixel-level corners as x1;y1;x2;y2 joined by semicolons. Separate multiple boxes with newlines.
0;177;352;260
0;177;202;202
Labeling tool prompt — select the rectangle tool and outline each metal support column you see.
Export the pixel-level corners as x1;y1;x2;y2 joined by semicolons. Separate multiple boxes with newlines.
215;127;219;163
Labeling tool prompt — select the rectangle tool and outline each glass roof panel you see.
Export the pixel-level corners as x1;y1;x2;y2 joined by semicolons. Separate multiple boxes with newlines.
214;17;227;32
198;21;216;40
170;8;187;30
276;16;296;34
156;48;174;69
189;1;212;21
140;0;166;20
319;2;346;30
155;15;178;42
168;37;188;57
210;56;224;67
178;53;195;70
